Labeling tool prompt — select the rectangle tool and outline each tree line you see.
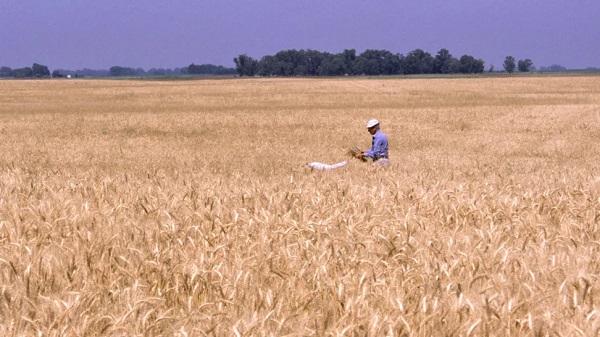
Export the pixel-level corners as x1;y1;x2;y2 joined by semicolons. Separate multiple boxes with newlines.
1;49;543;79
107;64;237;77
0;63;236;78
233;49;535;77
0;63;51;78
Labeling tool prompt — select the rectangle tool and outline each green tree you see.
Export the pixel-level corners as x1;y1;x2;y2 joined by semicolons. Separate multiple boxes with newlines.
148;68;166;76
342;49;357;75
13;67;33;78
544;64;566;71
0;66;13;77
403;49;434;74
445;58;461;74
352;49;401;75
319;54;346;76
518;59;533;72
109;66;137;76
355;49;380;75
458;55;485;74
271;49;308;76
503;56;516;73
379;51;402;75
433;48;454;74
474;59;485;73
257;55;277;76
187;63;235;75
233;54;257;77
354;55;379;75
304;50;327;76
32;63;50;77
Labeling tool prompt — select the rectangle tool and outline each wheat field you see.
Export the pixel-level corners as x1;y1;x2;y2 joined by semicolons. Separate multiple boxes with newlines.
1;76;600;336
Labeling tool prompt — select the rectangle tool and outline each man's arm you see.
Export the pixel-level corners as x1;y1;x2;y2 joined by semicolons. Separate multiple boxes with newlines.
365;134;387;159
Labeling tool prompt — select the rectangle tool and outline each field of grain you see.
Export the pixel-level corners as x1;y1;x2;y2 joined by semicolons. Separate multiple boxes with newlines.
1;76;600;336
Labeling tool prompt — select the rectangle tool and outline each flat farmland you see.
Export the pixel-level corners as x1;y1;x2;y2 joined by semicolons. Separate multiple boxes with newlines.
1;76;600;336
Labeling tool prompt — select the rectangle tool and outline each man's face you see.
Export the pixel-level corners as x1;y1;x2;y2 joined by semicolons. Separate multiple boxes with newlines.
367;126;378;135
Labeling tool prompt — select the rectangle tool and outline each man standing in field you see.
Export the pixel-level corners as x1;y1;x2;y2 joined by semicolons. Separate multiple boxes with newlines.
354;119;390;167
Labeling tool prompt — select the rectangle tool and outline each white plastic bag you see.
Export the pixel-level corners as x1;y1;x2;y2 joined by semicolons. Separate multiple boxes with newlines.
306;161;348;171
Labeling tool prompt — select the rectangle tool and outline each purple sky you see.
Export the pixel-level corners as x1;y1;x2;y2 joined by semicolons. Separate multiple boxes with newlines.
1;0;598;70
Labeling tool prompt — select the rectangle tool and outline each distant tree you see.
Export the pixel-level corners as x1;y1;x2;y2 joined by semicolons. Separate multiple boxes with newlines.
187;64;200;74
402;49;434;74
234;47;494;77
396;53;406;74
271;49;306;76
342;49;357;75
445;58;461;74
548;64;567;71
489;64;495;72
272;59;291;76
459;55;473;73
347;49;402;75
233;54;257;76
459;55;485;74
32;63;50;77
109;66;137;76
148;68;165;76
53;68;104;77
354;49;400;75
78;68;109;77
0;66;13;77
474;58;485;73
433;48;454;74
518;59;533;72
354;54;379;75
187;63;235;75
52;70;63;78
256;55;276;76
379;51;402;75
13;67;33;78
109;66;120;76
503;56;516;73
304;49;327;76
319;54;346;76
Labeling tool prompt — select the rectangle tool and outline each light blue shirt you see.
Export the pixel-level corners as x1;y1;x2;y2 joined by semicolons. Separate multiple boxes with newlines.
364;130;388;160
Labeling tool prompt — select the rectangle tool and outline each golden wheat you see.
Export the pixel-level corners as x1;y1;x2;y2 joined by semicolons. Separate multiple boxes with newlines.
1;76;600;336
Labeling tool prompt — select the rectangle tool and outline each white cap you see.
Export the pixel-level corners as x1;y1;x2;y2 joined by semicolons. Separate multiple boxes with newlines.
366;119;379;128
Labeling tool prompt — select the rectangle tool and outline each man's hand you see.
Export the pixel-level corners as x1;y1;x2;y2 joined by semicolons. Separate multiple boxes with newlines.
349;147;367;161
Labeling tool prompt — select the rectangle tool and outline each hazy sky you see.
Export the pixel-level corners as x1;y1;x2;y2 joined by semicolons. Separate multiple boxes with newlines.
1;0;598;70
